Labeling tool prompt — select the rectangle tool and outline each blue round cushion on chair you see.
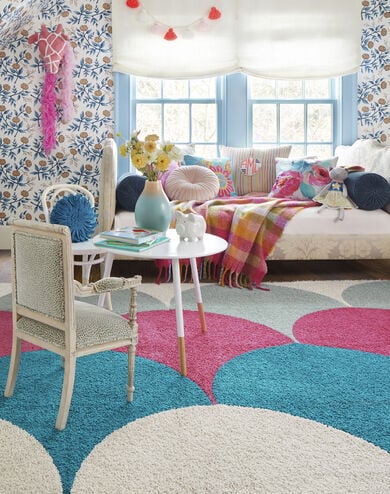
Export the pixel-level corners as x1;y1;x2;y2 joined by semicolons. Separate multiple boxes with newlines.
345;172;390;211
116;174;147;212
50;194;97;242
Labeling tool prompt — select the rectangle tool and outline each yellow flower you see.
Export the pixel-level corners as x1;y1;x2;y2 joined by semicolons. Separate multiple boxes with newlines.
155;152;170;171
119;131;183;181
132;153;147;170
144;140;157;153
119;144;128;157
145;134;159;142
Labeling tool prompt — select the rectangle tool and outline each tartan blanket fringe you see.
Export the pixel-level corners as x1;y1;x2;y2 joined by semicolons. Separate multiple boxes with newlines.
155;196;317;288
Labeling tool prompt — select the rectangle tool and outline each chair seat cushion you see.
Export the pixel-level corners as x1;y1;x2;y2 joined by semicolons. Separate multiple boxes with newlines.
16;301;133;350
50;194;97;242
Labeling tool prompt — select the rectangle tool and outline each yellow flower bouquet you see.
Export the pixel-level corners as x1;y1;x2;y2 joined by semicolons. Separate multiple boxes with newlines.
119;131;183;181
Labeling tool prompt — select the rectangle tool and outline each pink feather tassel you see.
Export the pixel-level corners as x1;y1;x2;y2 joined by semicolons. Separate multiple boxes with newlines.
61;43;75;123
41;72;57;155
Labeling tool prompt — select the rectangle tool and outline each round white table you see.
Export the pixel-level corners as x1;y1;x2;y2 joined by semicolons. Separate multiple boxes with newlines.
94;229;227;376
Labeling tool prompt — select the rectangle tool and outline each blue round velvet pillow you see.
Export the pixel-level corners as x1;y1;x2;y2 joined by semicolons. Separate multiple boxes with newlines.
50;194;97;242
116;173;147;212
345;172;390;211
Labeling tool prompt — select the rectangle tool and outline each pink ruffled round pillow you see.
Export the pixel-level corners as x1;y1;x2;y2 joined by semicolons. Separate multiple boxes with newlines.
165;165;219;201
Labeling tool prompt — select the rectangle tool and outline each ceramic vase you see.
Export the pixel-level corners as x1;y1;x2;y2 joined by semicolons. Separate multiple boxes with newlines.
134;180;171;232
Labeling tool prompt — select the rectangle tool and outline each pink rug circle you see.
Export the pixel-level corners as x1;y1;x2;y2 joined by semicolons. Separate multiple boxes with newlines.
294;308;390;356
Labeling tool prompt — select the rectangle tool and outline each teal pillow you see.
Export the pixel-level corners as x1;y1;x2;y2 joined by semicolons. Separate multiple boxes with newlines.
50;194;97;242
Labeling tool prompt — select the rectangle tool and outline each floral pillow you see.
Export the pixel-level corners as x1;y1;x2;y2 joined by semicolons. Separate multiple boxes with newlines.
183;155;237;198
269;157;338;200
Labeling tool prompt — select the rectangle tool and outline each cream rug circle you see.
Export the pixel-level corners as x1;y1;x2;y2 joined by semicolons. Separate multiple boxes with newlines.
72;405;390;493
0;419;62;493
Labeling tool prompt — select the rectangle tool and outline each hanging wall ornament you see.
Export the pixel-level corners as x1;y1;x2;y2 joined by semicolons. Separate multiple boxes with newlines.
125;2;222;41
28;24;75;155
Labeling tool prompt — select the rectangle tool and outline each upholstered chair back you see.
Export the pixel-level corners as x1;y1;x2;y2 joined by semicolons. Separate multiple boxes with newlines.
11;220;75;345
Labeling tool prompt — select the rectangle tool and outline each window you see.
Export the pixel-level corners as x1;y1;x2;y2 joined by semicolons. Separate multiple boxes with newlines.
248;77;337;158
115;72;357;176
130;77;220;157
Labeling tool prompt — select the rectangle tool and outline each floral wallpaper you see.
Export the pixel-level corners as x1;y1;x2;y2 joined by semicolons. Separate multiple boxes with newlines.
358;0;390;143
0;1;389;228
0;0;114;226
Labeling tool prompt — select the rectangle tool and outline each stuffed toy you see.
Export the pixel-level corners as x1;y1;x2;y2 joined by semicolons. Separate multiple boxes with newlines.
28;24;74;155
313;167;356;221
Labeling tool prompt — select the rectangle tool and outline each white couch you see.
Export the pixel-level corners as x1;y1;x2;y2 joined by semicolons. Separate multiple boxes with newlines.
100;138;390;263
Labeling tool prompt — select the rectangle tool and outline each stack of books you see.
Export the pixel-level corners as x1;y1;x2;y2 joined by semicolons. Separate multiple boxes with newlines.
95;227;169;252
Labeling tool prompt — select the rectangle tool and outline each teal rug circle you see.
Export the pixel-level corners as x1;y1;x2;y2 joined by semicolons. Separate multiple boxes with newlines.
0;351;210;493
213;344;390;452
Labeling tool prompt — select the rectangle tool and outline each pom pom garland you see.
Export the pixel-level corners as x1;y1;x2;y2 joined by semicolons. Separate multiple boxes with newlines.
125;2;222;41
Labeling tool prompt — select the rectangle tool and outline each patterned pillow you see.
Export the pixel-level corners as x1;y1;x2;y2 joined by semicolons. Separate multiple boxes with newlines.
269;157;337;200
183;155;236;198
50;193;97;242
219;145;292;195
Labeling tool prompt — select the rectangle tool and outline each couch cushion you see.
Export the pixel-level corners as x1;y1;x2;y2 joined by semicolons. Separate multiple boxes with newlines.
345;172;390;211
116;173;147;212
183;155;236;197
219;145;292;195
165;165;219;201
269;158;336;200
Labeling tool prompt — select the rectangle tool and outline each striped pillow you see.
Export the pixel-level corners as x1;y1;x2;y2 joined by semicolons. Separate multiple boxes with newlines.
219;145;292;195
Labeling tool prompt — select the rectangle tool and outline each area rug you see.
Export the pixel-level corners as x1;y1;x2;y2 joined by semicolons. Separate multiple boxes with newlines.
0;280;389;493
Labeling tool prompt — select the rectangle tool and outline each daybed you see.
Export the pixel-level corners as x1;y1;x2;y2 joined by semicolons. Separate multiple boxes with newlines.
99;138;390;285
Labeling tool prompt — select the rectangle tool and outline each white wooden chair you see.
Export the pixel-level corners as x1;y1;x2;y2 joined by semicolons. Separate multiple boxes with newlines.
4;219;142;430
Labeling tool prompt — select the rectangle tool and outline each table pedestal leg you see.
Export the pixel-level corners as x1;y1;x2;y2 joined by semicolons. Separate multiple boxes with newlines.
172;258;187;376
190;257;207;332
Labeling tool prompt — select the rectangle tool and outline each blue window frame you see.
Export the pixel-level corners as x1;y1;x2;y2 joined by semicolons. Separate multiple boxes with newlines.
115;72;358;177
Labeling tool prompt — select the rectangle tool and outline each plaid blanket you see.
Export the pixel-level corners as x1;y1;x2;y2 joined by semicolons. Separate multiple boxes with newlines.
156;196;317;289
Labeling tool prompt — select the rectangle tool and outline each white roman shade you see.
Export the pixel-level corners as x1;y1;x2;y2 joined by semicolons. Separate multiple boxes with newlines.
112;0;362;79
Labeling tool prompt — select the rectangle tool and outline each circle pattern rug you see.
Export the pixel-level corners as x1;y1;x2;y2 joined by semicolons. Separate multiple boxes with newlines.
72;405;390;493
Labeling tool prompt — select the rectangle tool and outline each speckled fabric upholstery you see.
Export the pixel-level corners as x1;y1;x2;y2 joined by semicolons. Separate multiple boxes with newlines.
14;232;65;321
16;301;134;350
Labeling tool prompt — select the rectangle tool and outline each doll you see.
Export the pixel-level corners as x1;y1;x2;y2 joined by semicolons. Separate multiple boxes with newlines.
313;167;356;221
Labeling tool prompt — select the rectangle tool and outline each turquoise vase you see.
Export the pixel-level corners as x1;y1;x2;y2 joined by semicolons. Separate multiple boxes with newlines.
134;180;172;232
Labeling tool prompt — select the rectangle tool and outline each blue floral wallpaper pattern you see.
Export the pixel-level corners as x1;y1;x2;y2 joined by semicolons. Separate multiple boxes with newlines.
0;0;114;226
0;1;389;227
358;0;390;143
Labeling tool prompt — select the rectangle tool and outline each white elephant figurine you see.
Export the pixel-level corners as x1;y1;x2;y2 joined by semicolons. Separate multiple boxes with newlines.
175;211;206;242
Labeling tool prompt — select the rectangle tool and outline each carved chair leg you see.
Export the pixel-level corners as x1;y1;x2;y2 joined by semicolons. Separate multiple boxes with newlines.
127;286;138;402
127;344;136;402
